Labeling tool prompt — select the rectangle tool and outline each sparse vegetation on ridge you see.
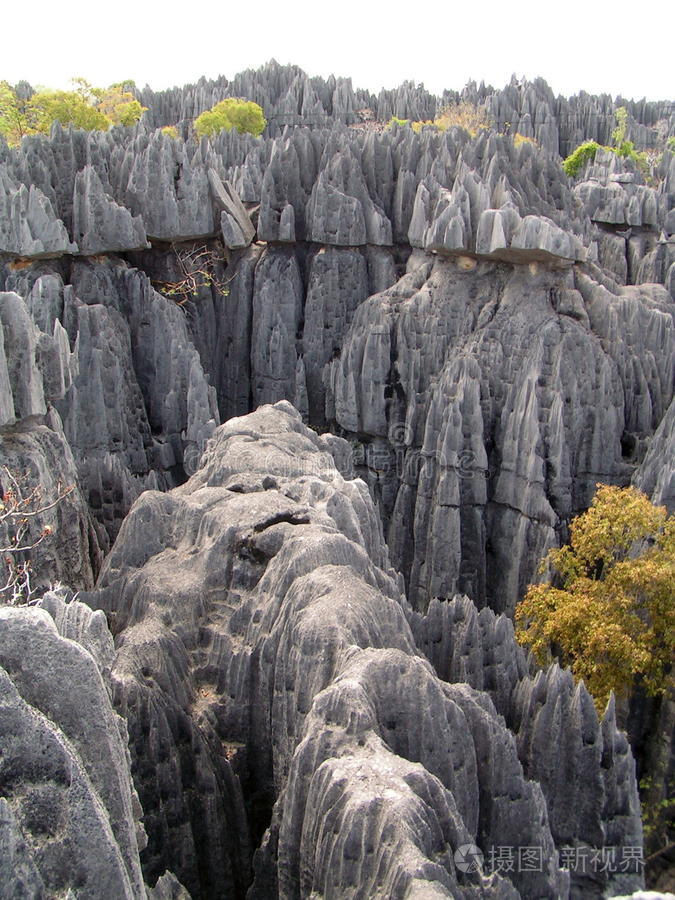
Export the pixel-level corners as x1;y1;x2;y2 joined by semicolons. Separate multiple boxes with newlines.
387;101;493;137
562;106;651;178
562;139;603;177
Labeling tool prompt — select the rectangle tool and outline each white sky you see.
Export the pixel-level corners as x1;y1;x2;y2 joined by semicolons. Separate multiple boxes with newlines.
3;0;673;102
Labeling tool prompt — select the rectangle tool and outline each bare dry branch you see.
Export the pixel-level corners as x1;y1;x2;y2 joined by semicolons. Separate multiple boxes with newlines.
0;466;73;605
151;243;234;307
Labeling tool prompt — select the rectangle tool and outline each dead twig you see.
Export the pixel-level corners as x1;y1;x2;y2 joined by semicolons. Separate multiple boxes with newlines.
0;466;73;605
152;243;234;307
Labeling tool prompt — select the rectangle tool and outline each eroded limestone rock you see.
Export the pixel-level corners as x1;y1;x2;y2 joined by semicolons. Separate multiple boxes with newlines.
84;403;642;899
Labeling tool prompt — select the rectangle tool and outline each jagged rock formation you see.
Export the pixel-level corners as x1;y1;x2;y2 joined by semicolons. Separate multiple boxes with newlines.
409;160;585;263
0;288;72;424
327;257;673;612
134;62;673;157
0;590;185;898
73;165;148;255
0;70;672;607
0;417;100;592
633;395;675;510
124;131;215;241
137;61;364;135
80;403;643;899
0;64;672;899
1;259;218;548
0;289;100;591
575;149;675;290
1;84;671;283
0;165;76;257
208;170;255;249
410;595;643;897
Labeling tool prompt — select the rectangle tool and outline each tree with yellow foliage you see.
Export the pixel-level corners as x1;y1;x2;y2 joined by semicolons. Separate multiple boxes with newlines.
96;82;146;127
386;103;493;137
434;102;492;136
516;485;674;710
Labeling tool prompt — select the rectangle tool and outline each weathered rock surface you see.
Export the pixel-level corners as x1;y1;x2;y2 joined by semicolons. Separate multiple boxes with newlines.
0;592;189;898
209;242;264;421
1;64;671;285
0;594;146;897
0;290;73;424
73;165;148;255
0;418;100;593
0;289;99;592
577;151;659;228
327;256;673;613
302;246;372;422
0;256;219;582
0;65;672;899
124;130;215;241
0;100;635;268
5;203;669;618
0;67;672;624
250;246;304;408
257;135;311;242
83;403;642;899
0;165;76;257
6;258;218;543
208;169;255;249
633;395;675;511
135;62;672;158
306;141;392;246
410;594;643;897
574;149;675;296
412;169;585;263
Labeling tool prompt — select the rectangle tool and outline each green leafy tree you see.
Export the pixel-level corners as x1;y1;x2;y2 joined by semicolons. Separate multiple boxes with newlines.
29;89;111;132
0;81;37;145
562;140;602;177
194;98;266;138
516;484;674;709
610;105;649;173
69;76;101;103
0;78;145;145
612;105;629;146
563;107;649;179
